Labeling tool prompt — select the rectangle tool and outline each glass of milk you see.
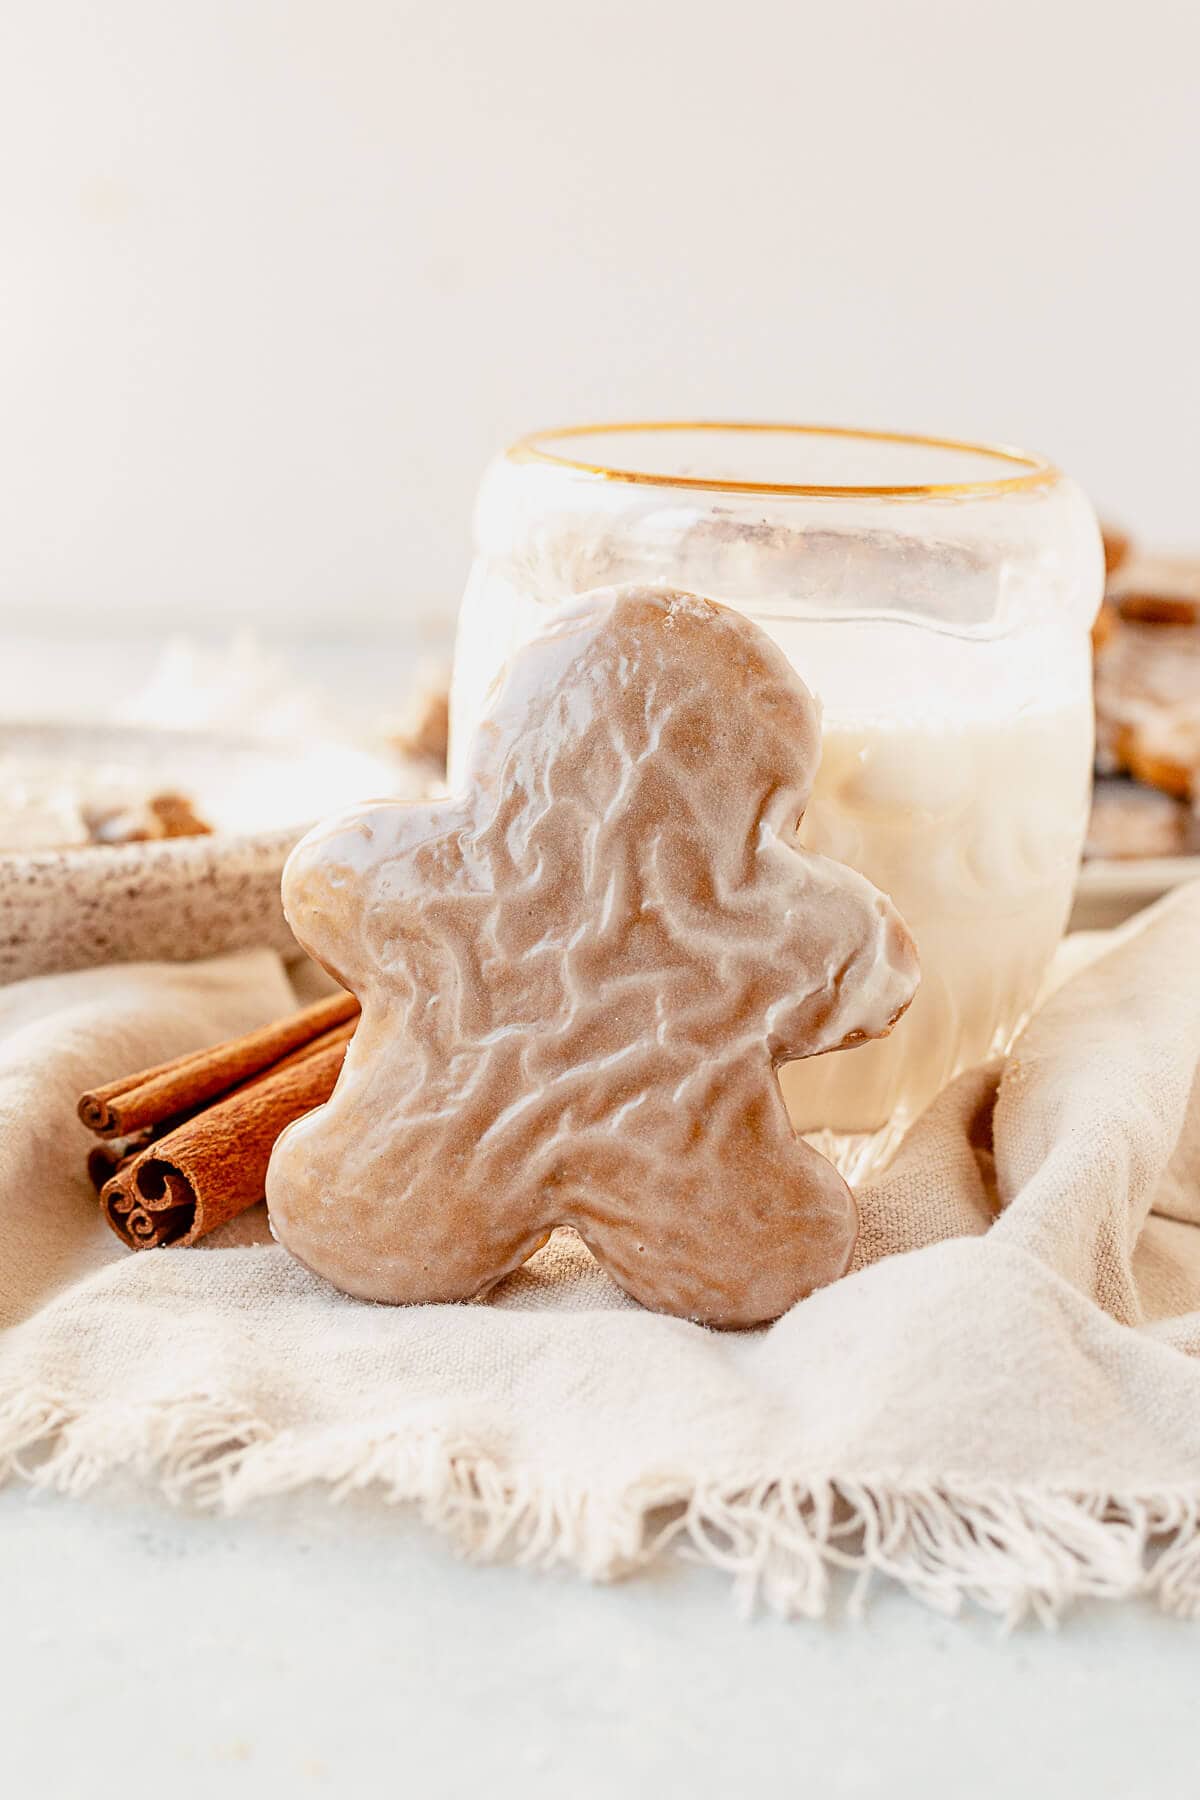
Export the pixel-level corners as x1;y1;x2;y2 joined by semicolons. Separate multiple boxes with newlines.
448;422;1103;1178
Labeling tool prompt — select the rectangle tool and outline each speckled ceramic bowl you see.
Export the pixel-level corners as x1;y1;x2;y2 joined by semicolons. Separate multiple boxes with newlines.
0;724;420;984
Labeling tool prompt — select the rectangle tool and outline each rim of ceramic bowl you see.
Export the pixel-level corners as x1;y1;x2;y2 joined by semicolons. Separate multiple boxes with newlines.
0;823;304;871
506;419;1059;499
0;720;409;866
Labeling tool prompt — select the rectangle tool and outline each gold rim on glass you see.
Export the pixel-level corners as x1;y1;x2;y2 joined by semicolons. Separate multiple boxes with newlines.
506;420;1058;499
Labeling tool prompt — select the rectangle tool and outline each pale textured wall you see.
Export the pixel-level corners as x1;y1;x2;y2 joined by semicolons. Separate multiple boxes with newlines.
1;0;1196;631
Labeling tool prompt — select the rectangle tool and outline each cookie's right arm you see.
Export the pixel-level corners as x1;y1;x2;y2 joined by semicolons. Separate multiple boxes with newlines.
281;810;369;988
282;796;468;991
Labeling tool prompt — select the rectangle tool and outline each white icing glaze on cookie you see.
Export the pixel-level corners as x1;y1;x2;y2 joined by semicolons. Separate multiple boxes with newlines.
267;588;919;1326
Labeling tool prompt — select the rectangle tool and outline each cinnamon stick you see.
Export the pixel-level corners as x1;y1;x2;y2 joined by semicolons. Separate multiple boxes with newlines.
87;1132;152;1192
78;990;360;1138
98;1022;356;1251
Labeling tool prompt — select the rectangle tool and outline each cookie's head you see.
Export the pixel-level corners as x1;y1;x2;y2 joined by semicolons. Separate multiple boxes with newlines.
465;587;822;856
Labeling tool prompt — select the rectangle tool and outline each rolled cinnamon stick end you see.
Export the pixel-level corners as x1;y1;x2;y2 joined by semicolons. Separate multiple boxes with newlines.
80;990;359;1138
102;1165;196;1250
79;1046;199;1135
99;1033;353;1250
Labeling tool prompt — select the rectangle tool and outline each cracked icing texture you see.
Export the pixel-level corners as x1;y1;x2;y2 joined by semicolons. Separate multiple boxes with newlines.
266;588;919;1327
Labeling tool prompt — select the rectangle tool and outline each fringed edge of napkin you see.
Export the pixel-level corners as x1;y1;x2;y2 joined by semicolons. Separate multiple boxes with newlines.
3;1385;1199;1627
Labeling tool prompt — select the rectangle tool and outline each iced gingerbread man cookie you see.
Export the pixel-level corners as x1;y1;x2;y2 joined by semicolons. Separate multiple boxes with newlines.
266;588;919;1327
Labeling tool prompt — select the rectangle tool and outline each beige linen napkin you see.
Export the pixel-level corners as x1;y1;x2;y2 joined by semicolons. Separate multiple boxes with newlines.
2;887;1200;1624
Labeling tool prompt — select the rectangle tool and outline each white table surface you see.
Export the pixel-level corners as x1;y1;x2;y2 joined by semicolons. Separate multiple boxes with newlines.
3;625;1196;1796
2;1476;1200;1800
3;1483;1197;1800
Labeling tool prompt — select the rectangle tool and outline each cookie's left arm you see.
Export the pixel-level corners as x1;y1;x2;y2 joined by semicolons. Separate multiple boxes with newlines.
767;859;920;1062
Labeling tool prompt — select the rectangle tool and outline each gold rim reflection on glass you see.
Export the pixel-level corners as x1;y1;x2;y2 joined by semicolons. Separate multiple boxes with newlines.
506;420;1058;499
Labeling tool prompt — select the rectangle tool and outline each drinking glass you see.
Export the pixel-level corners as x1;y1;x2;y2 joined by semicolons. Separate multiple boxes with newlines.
449;422;1103;1176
